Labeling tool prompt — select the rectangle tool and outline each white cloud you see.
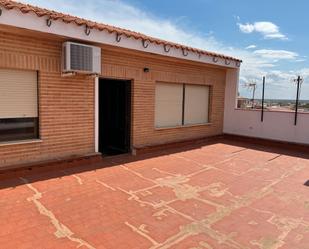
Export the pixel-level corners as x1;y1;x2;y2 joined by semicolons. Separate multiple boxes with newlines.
238;21;287;40
253;49;298;60
239;68;308;100
264;33;286;40
238;23;255;33
295;59;307;62
246;45;257;49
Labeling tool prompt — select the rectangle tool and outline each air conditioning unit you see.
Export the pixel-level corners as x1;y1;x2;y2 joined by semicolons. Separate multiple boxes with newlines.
62;42;101;74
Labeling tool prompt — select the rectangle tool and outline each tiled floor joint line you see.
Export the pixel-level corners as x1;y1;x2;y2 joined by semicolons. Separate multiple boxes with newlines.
19;177;96;249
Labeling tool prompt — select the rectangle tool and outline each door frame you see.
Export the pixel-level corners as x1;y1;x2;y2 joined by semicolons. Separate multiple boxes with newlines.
95;76;133;154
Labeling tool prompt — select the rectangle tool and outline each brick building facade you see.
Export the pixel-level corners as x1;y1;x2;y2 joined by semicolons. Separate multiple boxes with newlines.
0;1;241;167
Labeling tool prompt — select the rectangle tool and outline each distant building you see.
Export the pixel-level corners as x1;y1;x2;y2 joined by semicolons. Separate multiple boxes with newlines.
237;97;250;108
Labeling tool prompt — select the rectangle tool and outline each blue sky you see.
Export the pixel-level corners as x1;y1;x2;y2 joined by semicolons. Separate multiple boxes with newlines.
22;0;309;99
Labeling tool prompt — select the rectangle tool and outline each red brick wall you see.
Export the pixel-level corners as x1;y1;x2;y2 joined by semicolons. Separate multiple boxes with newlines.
0;30;95;167
101;47;226;148
0;28;227;167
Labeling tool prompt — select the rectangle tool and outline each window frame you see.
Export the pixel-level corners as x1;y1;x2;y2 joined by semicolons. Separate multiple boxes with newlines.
154;82;211;129
0;69;40;143
183;84;210;126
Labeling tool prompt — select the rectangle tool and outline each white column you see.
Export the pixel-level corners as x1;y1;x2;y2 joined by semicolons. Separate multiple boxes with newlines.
223;68;240;133
95;76;99;152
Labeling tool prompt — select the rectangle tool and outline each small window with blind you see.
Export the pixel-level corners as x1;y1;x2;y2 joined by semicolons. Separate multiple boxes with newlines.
155;82;210;128
0;69;39;142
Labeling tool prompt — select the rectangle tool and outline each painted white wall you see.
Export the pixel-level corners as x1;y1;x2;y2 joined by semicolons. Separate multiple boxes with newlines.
223;69;309;145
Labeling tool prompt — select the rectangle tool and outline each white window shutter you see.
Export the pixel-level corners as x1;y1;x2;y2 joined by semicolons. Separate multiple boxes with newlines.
155;82;183;128
0;69;38;118
184;84;209;125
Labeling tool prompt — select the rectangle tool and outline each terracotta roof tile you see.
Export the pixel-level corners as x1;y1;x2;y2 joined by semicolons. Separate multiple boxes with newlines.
0;0;242;62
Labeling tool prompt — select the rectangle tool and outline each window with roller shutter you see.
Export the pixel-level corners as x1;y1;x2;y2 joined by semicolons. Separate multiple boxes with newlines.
155;82;210;128
0;69;39;142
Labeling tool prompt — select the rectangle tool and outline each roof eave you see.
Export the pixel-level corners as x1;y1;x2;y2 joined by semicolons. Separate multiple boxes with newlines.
0;1;242;68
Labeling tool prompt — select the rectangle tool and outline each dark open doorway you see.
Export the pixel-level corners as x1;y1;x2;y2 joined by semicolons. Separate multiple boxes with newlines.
99;78;131;155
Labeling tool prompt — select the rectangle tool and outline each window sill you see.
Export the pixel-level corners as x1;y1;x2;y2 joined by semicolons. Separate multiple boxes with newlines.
0;139;42;147
155;123;212;131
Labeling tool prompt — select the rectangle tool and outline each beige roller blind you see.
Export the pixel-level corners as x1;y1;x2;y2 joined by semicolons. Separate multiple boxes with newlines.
0;69;38;118
155;82;183;128
184;84;209;125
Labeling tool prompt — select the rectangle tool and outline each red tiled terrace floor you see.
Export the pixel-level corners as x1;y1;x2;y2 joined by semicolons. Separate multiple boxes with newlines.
0;139;308;249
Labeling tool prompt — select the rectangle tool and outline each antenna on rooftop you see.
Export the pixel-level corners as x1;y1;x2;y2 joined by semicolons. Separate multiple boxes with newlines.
292;75;303;125
243;81;257;108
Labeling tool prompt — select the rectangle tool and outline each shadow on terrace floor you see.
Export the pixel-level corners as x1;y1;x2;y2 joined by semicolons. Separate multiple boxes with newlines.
0;136;308;190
